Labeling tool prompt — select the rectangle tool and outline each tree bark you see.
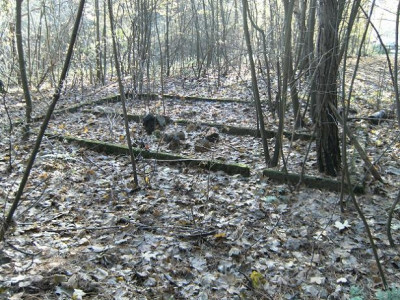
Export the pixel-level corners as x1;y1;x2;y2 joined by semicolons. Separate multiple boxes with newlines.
107;0;139;187
315;0;342;176
242;0;271;166
191;0;202;77
16;0;33;137
103;0;107;84
95;0;103;84
395;1;400;126
271;0;295;166
246;8;274;112
165;1;170;76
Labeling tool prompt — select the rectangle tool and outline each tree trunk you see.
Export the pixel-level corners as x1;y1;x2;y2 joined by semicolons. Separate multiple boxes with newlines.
302;0;317;73
95;0;103;84
394;1;400;126
191;0;202;77
0;0;86;241
242;0;271;166
26;0;31;84
219;0;228;75
315;0;341;176
108;0;139;187
271;0;294;166
246;8;274;112
103;0;107;84
165;1;170;76
16;0;33;137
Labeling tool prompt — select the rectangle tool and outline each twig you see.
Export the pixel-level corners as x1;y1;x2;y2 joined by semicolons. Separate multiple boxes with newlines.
387;189;400;247
7;241;40;256
176;229;217;240
43;225;121;233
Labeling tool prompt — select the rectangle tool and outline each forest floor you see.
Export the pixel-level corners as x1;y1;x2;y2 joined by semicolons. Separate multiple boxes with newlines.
0;56;400;299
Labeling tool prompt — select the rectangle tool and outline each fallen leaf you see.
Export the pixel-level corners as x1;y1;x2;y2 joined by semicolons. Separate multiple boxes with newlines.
250;271;266;288
334;220;351;231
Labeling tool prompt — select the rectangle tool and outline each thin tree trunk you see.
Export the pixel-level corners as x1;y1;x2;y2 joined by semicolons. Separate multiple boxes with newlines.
27;0;31;84
303;0;317;73
165;1;170;76
271;0;294;166
155;11;165;115
43;6;56;87
33;3;44;86
0;0;86;241
16;0;33;137
202;0;212;73
107;0;139;187
394;1;400;125
294;0;307;69
219;0;228;75
246;9;274;111
103;0;107;84
242;0;271;166
95;0;103;84
288;55;304;128
191;0;202;77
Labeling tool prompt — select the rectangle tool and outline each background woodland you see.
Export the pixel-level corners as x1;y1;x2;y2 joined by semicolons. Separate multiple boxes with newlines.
1;0;400;299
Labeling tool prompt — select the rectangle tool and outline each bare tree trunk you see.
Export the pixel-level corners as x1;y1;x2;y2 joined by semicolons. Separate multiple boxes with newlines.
302;0;317;73
103;0;107;84
315;0;342;176
394;1;400;125
293;0;307;68
271;0;294;166
202;0;213;74
288;53;304;128
165;1;170;76
191;0;203;77
155;11;166;115
0;0;86;241
43;6;56;87
219;0;228;75
33;3;44;86
107;0;139;187
246;9;274;111
16;0;33;137
242;0;271;166
95;0;103;84
26;0;32;84
268;0;278;63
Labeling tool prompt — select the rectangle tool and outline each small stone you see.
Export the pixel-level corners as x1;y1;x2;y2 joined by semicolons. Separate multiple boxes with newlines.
284;238;306;251
155;115;167;128
186;122;198;132
176;131;186;140
228;247;241;257
163;133;172;143
195;139;211;152
153;129;162;139
168;135;180;150
205;127;219;142
144;277;157;287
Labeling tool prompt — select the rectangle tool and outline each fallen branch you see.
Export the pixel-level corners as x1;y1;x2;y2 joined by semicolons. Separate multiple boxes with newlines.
46;133;251;177
263;169;364;193
176;229;218;240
